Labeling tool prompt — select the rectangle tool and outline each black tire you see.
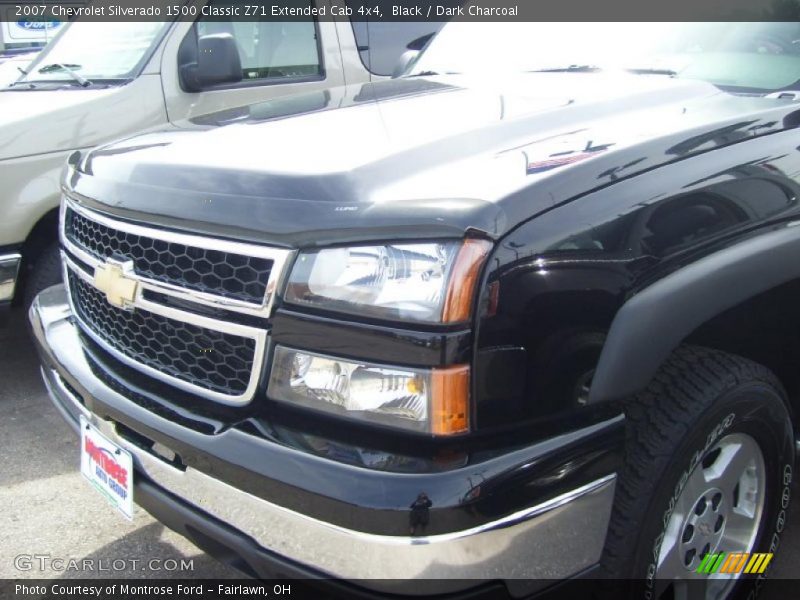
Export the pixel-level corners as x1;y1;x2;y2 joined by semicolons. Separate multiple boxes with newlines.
23;243;62;309
601;346;794;599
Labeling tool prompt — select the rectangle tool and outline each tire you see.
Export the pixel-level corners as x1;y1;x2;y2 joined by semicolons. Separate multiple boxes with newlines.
23;243;62;309
601;346;794;600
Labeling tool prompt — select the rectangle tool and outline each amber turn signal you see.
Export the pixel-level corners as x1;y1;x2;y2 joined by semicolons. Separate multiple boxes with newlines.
431;365;470;435
442;239;493;323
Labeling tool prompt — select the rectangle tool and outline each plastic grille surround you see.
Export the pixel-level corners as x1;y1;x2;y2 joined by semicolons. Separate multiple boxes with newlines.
65;208;273;304
68;271;256;396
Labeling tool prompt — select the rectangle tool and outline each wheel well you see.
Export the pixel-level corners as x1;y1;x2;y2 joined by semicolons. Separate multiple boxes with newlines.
14;208;60;305
684;279;800;428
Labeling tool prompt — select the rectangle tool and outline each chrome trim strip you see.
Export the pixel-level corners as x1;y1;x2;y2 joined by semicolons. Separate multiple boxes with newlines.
109;409;617;587
61;196;295;318
0;253;22;302
63;252;266;405
451;473;616;540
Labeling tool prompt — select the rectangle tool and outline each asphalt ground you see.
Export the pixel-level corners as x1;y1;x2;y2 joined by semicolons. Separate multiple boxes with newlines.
0;305;797;591
0;307;237;580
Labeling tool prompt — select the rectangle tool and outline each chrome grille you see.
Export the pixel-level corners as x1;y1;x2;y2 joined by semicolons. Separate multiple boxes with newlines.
60;197;293;405
65;206;273;305
68;271;256;396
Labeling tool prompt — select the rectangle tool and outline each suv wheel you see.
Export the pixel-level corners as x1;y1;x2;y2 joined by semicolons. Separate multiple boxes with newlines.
601;346;794;599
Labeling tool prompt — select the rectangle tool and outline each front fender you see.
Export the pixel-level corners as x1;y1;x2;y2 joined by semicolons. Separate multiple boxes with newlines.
589;223;800;403
0;151;69;248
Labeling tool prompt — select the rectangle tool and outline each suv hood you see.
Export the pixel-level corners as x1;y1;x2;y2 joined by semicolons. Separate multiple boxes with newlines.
0;78;165;161
71;74;800;247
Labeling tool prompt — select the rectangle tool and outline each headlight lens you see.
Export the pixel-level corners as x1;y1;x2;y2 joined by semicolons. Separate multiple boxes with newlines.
284;239;491;323
268;346;470;435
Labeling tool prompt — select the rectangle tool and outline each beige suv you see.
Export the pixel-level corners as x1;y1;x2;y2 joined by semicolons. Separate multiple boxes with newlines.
0;2;436;314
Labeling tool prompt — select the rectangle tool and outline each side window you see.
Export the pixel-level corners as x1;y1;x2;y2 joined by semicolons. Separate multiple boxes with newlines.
348;19;445;76
196;1;321;83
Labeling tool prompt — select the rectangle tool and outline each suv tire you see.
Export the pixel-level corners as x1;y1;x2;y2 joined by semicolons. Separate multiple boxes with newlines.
601;346;794;599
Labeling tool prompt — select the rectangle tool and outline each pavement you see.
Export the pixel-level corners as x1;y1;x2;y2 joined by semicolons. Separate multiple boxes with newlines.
0;307;236;580
0;305;797;589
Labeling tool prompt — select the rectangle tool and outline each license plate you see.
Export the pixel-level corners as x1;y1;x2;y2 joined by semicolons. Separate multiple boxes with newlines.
80;415;134;520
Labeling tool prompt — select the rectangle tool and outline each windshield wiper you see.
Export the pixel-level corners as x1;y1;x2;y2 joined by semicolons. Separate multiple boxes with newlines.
35;63;92;87
526;65;678;77
528;65;601;73
405;70;462;78
626;68;678;76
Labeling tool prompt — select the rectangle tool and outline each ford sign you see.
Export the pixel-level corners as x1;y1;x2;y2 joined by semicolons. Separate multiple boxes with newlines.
16;21;62;31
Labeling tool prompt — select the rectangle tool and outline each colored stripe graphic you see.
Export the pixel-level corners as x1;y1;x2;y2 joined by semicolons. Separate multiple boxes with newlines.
696;552;773;574
696;553;726;574
744;553;773;574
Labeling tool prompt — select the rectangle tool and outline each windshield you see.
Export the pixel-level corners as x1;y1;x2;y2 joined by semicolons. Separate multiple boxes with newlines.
18;21;168;84
409;22;800;92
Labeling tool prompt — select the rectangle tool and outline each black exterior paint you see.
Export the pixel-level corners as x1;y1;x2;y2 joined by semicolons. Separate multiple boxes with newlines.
589;223;800;404
51;74;800;536
478;126;800;426
66;76;798;246
272;309;473;366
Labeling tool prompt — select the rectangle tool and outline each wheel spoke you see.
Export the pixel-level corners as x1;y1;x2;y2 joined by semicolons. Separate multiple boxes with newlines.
658;480;701;576
721;509;758;548
657;531;688;579
702;440;753;494
680;466;710;516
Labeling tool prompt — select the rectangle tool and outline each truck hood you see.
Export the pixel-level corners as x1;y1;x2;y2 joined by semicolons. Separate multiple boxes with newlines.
0;78;165;161
70;74;800;247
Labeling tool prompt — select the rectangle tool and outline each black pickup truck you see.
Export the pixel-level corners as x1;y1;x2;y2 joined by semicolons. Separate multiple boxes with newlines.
31;21;800;600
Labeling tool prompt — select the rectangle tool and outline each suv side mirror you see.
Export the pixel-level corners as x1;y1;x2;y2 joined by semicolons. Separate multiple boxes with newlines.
392;50;420;78
180;33;242;92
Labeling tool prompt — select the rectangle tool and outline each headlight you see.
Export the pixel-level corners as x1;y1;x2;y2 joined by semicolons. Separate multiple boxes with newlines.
284;239;492;323
268;346;470;435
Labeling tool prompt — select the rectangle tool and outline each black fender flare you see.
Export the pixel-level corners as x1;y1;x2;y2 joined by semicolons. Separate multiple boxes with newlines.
588;223;800;404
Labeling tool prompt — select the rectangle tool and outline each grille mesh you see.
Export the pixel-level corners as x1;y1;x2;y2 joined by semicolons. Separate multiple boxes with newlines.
65;208;273;304
68;272;256;396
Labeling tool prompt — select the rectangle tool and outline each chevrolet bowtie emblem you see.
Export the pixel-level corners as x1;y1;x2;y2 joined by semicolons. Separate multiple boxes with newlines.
94;261;139;309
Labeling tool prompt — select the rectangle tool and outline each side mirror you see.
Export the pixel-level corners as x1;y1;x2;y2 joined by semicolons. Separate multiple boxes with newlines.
180;33;242;92
392;50;420;78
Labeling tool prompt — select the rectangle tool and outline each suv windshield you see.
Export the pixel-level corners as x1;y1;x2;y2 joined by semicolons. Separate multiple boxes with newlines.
409;22;800;93
17;21;168;84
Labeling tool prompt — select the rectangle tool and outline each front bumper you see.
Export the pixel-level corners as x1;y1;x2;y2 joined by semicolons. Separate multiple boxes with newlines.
31;284;618;598
0;252;22;305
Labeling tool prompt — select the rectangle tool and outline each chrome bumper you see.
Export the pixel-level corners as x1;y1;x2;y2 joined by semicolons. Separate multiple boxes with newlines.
32;284;616;596
0;253;22;302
